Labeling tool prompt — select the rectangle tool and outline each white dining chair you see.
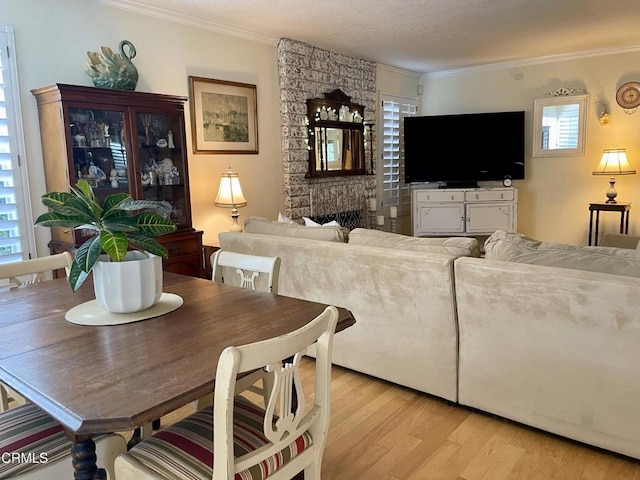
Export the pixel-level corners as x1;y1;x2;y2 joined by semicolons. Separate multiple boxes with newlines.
0;252;127;480
143;250;282;438
0;251;72;290
0;402;127;479
206;250;282;407
0;252;73;412
211;249;280;294
114;305;339;480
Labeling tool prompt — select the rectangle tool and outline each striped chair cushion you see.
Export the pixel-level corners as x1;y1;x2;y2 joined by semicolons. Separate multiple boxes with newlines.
0;403;70;478
127;396;312;480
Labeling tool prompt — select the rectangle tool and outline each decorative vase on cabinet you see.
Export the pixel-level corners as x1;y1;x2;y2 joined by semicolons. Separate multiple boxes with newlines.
31;83;203;278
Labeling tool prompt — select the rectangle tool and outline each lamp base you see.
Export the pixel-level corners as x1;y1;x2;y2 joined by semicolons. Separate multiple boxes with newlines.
229;213;243;232
605;176;618;204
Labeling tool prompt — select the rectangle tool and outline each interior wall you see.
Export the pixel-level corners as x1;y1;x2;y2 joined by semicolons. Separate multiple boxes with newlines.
420;51;640;246
2;0;282;252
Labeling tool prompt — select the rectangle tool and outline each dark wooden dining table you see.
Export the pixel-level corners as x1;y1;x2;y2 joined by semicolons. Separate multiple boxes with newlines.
0;272;355;480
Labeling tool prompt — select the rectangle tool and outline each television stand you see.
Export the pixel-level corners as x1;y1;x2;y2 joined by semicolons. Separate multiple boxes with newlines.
411;186;517;237
439;181;478;189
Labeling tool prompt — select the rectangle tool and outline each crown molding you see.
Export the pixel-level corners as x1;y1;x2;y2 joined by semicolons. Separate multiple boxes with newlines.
377;63;421;77
422;44;640;79
90;0;278;45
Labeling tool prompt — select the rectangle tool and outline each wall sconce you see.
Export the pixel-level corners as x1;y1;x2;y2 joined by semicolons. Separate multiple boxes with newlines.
597;103;612;126
592;149;636;203
215;165;247;232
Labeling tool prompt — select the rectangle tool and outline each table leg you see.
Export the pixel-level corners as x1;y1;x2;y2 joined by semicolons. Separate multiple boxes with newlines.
70;436;107;480
619;212;625;234
588;210;595;246
624;211;630;234
594;211;600;246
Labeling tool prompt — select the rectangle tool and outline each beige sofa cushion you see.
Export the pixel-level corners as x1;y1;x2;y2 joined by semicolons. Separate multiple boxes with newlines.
244;217;346;242
484;230;640;278
349;228;481;257
600;232;640;249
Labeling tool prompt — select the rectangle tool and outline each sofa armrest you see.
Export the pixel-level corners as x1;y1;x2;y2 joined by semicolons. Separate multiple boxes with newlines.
600;232;640;249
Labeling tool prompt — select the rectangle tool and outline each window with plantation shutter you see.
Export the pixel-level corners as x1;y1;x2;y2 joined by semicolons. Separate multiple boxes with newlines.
0;25;35;265
378;94;417;214
541;103;579;149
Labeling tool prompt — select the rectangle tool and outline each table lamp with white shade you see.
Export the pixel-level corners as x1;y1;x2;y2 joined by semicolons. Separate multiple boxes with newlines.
215;165;247;232
592;148;636;204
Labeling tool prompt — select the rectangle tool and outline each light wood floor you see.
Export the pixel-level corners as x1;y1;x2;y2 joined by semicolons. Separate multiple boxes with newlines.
159;357;640;480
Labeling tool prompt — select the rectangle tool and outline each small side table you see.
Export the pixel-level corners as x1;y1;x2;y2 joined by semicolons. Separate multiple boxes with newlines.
588;203;631;246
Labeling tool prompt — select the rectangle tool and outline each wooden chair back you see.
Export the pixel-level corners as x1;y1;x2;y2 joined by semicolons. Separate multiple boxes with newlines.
0;252;73;411
214;305;338;479
211;250;280;294
0;252;72;289
114;305;339;480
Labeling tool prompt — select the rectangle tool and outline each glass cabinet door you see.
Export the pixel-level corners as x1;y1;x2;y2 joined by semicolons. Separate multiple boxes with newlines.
69;107;128;202
135;111;189;229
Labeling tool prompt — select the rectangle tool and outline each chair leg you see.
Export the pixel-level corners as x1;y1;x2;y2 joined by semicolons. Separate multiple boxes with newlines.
127;421;156;449
0;385;8;412
304;463;320;480
261;371;274;406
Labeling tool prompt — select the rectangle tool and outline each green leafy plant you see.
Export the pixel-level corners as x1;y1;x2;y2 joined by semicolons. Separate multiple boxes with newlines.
35;180;177;291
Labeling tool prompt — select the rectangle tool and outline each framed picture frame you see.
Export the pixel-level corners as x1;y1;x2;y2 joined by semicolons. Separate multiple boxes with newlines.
188;76;258;154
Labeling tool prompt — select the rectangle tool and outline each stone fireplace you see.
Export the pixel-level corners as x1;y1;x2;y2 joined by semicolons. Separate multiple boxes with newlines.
277;38;377;228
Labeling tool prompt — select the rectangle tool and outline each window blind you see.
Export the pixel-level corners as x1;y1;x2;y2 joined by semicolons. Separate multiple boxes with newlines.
0;25;35;265
542;103;579;150
378;94;417;214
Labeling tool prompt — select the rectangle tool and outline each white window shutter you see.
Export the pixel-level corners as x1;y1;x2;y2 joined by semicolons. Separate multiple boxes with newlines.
378;94;417;215
0;25;35;265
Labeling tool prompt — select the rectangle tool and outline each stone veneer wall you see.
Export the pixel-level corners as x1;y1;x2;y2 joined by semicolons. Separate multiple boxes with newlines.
277;38;377;224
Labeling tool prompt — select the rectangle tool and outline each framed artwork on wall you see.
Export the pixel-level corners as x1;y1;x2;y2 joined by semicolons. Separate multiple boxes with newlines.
188;76;258;154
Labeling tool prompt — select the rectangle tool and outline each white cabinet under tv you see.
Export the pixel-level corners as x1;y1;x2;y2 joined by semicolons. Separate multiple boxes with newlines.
412;186;517;237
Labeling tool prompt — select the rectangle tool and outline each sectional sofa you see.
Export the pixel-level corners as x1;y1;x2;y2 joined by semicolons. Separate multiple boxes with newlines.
218;219;640;460
221;219;481;402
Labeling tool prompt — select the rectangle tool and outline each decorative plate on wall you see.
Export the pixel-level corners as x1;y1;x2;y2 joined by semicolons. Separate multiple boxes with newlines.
615;82;640;109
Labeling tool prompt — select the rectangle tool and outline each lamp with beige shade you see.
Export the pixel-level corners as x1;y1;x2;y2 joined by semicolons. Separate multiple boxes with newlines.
215;165;247;232
592;148;636;203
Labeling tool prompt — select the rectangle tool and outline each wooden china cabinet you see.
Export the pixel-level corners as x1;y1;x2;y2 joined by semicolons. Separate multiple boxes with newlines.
31;83;203;278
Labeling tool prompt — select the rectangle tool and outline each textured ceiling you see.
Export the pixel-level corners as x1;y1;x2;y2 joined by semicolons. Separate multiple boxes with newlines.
98;0;640;73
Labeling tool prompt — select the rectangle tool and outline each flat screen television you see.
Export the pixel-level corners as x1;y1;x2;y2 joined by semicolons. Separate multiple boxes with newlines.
404;111;525;187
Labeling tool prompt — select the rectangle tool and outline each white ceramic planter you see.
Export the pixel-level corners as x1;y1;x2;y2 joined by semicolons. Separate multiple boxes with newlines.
93;251;162;313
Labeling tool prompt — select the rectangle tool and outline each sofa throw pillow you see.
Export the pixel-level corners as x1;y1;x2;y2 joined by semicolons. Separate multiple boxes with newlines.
484;230;640;278
348;228;481;258
244;217;346;242
301;217;349;241
277;212;298;225
302;217;341;227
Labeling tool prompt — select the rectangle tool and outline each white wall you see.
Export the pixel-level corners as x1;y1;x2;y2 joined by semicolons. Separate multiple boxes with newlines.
2;0;282;252
421;51;640;245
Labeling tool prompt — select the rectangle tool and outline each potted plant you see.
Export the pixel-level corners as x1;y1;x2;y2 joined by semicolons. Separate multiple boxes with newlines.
35;180;177;313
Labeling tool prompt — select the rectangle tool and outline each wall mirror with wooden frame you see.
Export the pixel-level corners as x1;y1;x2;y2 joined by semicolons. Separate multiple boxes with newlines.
532;88;589;157
306;89;367;177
